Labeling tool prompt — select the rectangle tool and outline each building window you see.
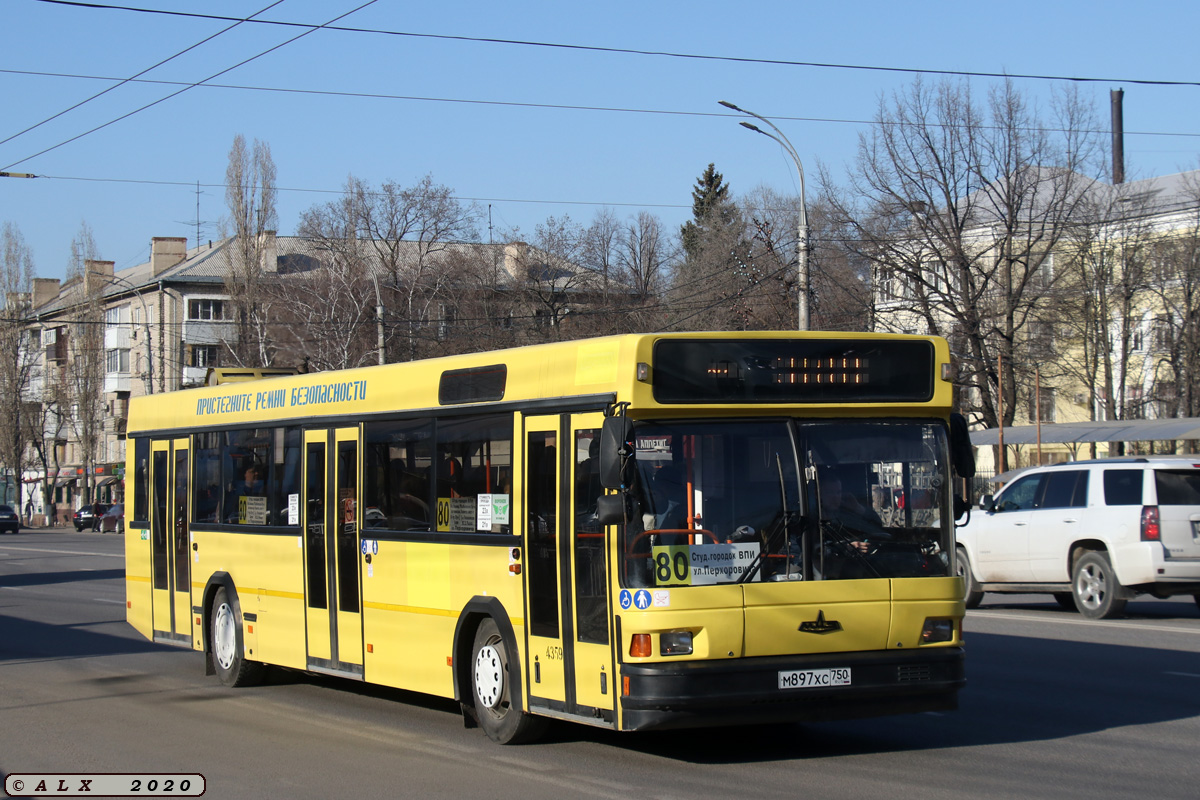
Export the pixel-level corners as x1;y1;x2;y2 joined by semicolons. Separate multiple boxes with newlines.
106;348;130;373
190;345;220;368
104;305;130;327
188;299;226;320
1027;387;1056;423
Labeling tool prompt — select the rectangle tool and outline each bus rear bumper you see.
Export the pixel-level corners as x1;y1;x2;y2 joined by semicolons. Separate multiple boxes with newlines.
619;647;964;732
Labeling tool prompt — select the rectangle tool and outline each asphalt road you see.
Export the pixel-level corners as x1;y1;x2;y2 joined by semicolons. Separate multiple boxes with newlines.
2;528;1200;799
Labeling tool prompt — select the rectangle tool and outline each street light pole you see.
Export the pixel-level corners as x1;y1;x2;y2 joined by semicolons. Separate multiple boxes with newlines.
89;271;154;394
719;100;809;331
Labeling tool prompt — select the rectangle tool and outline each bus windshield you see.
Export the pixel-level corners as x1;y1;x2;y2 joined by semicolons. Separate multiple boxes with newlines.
619;419;952;587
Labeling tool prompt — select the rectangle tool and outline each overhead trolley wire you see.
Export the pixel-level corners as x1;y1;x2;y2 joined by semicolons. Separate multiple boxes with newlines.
3;0;381;170
34;0;1200;88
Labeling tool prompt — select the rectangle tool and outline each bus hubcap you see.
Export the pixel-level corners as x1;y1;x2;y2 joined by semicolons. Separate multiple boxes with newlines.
474;644;503;709
213;603;237;670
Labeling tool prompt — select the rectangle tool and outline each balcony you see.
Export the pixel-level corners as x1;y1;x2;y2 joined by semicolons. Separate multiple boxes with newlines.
104;326;131;350
182;366;208;387
183;319;237;347
103;373;132;393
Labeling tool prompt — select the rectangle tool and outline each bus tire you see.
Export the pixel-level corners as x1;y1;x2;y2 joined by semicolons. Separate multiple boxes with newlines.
956;547;983;609
471;618;546;745
210;586;266;687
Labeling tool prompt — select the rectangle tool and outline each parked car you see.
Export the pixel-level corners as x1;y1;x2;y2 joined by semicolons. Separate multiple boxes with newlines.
956;456;1200;618
0;504;19;534
73;503;109;532
100;503;124;533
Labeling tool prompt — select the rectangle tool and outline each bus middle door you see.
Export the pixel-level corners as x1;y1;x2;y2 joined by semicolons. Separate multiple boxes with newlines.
523;413;615;724
523;416;568;711
150;437;192;646
302;427;363;677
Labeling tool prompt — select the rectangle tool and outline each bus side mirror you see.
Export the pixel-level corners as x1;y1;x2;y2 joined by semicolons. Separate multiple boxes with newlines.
949;413;976;478
599;416;634;490
596;494;628;526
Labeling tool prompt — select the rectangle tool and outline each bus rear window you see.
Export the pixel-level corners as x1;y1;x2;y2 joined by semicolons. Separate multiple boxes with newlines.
652;339;934;403
439;365;506;405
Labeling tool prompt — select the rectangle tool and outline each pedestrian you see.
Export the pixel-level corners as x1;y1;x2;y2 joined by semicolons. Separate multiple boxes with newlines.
92;499;103;532
24;499;33;526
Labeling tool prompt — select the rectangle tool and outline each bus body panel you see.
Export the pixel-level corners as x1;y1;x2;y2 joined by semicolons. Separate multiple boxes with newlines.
742;580;893;656
361;539;522;699
125;524;153;640
888;576;964;650
193;530;309;670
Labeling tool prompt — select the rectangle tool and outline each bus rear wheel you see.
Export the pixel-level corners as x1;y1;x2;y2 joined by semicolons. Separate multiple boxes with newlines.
210;586;266;687
471;618;546;744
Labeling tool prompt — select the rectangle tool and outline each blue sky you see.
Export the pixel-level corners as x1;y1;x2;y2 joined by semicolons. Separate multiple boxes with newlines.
2;0;1198;280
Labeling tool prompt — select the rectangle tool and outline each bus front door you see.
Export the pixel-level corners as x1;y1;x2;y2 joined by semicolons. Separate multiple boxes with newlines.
150;437;193;646
302;428;363;677
522;413;615;724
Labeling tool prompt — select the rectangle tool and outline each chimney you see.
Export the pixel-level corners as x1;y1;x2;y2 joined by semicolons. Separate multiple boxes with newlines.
259;230;278;274
32;278;61;310
84;259;114;294
1111;88;1125;185
503;242;528;279
151;236;188;277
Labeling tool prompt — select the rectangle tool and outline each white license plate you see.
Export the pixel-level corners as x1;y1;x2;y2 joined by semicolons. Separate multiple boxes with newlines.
778;667;852;689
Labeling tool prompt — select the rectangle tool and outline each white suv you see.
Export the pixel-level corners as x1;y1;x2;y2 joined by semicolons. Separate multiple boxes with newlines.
956;456;1200;618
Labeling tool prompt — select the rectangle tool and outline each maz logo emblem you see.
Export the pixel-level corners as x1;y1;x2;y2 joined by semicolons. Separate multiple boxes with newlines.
798;610;842;634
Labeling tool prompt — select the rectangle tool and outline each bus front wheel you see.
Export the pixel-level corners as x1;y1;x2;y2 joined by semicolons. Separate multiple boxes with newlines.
471;618;546;744
210;586;266;687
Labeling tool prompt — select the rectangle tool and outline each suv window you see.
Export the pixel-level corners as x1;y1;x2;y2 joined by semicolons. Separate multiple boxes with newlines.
1155;470;1200;505
997;474;1040;511
1103;469;1143;505
1040;470;1087;509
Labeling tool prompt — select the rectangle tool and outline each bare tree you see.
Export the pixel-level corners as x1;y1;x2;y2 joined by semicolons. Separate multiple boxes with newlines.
0;223;38;508
1145;171;1200;451
282;178;379;370
224;134;278;366
1054;181;1162;454
824;78;1101;435
60;224;107;511
356;175;481;361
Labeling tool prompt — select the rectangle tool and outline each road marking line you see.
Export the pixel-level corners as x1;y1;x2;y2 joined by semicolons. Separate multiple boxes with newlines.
1163;671;1200;678
92;598;124;604
0;545;121;558
969;609;1200;636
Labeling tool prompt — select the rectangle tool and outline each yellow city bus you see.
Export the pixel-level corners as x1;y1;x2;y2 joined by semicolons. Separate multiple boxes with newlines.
124;331;972;743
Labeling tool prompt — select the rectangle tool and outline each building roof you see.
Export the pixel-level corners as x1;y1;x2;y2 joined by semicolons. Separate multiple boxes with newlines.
970;418;1200;446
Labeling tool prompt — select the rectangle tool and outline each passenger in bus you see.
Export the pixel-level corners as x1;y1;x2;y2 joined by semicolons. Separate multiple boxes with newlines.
225;464;264;522
642;463;687;534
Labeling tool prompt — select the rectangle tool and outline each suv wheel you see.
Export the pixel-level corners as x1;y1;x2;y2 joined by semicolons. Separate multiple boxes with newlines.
956;547;983;609
1072;551;1127;619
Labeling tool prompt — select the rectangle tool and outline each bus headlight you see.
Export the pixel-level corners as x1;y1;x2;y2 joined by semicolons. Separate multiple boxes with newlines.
660;631;693;656
920;618;954;645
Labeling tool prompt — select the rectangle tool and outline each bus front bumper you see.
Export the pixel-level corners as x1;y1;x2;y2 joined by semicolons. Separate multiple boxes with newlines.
619;646;964;732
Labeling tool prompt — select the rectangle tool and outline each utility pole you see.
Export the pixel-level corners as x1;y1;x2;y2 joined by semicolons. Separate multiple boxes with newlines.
719;100;809;330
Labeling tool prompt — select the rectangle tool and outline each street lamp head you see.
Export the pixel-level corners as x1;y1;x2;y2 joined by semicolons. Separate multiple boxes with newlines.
740;121;763;134
718;100;742;112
